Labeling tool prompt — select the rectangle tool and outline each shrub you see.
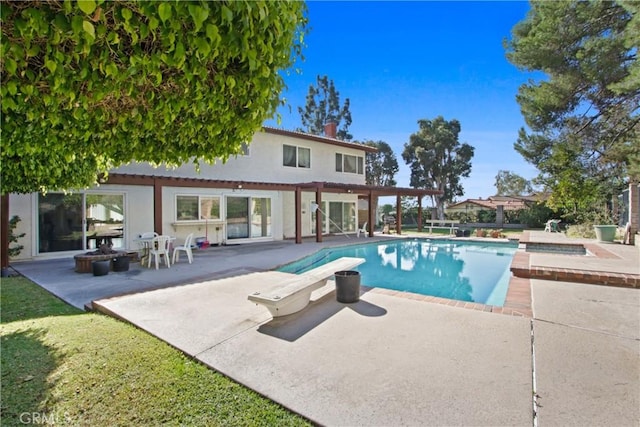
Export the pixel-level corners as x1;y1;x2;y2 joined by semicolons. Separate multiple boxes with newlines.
566;223;596;239
8;215;25;257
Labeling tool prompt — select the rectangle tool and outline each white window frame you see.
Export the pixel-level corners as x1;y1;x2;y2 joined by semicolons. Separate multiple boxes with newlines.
175;195;221;221
283;144;311;169
335;152;364;175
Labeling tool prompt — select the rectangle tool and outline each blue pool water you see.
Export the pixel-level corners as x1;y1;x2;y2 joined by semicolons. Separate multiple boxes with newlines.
278;239;518;306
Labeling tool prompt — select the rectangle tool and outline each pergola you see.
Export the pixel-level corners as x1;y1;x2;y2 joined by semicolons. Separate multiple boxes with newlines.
102;175;443;242
294;181;442;242
0;176;443;272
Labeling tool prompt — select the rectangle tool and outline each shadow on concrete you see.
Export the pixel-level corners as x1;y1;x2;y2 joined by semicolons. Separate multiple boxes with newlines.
257;292;387;342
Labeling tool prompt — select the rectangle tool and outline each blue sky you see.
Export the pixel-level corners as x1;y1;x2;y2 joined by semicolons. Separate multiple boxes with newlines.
264;1;540;200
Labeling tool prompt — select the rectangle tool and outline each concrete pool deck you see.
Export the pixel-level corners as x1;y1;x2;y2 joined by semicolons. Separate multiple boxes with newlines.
10;233;640;426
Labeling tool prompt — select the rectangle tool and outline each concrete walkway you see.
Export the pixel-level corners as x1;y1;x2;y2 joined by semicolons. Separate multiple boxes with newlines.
10;234;640;426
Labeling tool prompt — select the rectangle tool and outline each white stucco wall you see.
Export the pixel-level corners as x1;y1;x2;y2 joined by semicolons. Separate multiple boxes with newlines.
8;193;34;260
112;131;368;185
8;130;371;261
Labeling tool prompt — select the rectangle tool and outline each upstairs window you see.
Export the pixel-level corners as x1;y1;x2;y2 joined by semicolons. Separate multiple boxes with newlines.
335;152;364;175
283;144;311;168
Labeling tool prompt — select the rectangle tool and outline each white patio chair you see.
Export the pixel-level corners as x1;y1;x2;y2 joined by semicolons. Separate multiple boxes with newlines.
148;235;171;269
172;233;194;264
544;219;561;232
357;222;368;238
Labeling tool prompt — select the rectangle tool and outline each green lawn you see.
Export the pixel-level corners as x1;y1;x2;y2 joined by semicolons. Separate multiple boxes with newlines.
1;276;310;426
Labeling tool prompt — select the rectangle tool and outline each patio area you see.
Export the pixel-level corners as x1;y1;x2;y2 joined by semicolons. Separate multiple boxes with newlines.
10;232;640;426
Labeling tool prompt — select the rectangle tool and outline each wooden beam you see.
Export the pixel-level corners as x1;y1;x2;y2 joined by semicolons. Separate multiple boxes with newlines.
368;191;375;237
153;179;162;234
1;194;9;273
315;187;323;242
417;196;423;233
396;194;402;235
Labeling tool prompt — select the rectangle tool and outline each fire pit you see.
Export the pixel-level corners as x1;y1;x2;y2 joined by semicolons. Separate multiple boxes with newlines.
74;244;128;273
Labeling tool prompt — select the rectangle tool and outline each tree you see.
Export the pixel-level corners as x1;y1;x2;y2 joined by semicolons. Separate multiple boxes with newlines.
1;1;307;194
297;75;352;140
402;117;474;219
494;170;533;196
505;1;639;213
360;140;398;186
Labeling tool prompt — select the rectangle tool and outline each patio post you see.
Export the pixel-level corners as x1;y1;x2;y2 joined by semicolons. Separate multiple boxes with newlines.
628;180;638;245
396;194;402;235
295;187;302;244
154;178;162;234
367;191;375;237
417;196;423;233
1;194;9;276
315;185;323;243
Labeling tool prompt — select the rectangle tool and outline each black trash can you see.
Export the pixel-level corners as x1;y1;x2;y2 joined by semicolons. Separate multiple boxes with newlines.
92;260;110;276
335;270;361;303
113;255;130;272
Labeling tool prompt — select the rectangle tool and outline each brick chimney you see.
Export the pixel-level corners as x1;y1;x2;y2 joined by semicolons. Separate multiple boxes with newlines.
324;121;337;139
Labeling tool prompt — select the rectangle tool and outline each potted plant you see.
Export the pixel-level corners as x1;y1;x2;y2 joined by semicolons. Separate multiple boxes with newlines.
475;228;487;237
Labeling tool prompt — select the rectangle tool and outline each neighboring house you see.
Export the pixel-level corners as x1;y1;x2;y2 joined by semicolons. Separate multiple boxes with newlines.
7;125;439;261
446;195;543;216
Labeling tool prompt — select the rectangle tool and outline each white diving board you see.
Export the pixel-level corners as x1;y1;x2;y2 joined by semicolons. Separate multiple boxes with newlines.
248;257;365;318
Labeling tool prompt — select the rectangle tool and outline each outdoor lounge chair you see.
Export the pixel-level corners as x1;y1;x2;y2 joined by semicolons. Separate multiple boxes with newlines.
544;219;561;232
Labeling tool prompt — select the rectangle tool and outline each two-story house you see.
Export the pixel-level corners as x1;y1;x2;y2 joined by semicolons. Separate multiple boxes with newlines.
5;124;439;262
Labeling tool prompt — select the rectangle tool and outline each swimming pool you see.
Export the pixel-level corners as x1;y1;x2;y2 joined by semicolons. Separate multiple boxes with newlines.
278;239;518;306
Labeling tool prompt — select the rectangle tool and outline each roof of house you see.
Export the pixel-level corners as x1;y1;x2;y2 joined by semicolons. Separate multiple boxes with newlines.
262;126;378;153
447;195;535;211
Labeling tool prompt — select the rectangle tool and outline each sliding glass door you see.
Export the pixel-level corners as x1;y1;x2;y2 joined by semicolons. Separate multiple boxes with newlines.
251;198;272;238
226;197;249;239
38;193;84;253
85;194;125;249
313;201;356;235
226;196;272;240
38;193;125;253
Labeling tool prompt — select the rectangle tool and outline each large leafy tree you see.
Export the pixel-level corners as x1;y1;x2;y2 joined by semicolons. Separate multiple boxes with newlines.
360;140;398;186
402;117;474;219
1;0;307;194
505;0;639;215
494;170;533;196
297;75;352;140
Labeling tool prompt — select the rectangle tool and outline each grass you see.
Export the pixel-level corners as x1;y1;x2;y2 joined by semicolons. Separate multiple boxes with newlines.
1;276;310;426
